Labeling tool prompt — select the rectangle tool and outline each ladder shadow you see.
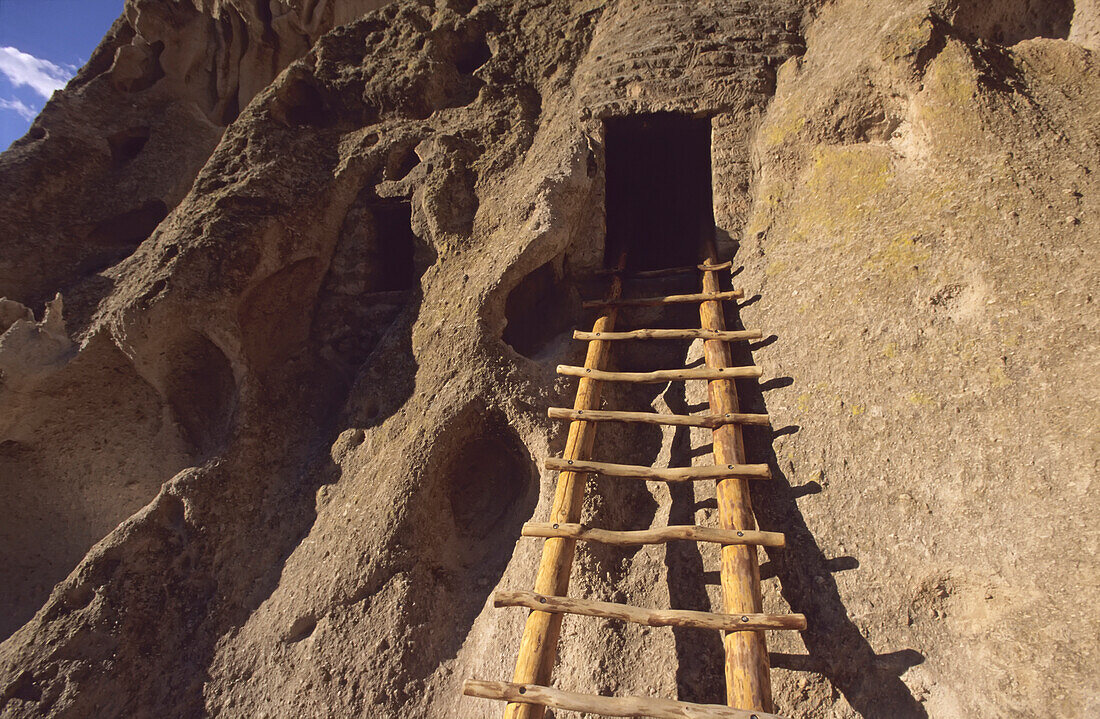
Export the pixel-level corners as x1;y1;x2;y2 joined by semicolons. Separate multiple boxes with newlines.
662;380;727;705
721;306;928;718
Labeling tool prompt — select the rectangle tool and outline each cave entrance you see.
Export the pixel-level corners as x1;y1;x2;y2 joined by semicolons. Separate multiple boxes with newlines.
369;201;418;292
604;113;714;272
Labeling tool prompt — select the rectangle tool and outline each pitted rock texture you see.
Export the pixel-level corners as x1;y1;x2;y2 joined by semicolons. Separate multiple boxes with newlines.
0;1;1097;718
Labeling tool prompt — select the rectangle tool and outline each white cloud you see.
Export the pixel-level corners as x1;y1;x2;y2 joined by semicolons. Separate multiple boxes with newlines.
0;47;73;99
0;96;37;121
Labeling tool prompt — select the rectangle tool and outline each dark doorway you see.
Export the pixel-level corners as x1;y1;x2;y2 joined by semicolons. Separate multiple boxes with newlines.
604;114;714;271
369;201;418;292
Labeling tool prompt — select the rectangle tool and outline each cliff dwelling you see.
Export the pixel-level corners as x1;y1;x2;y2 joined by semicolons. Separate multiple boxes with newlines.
0;1;1097;718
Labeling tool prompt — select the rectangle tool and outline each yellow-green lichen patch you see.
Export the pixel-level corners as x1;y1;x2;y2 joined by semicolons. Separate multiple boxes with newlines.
878;10;938;70
762;111;807;149
912;39;986;141
861;232;932;280
785;144;898;243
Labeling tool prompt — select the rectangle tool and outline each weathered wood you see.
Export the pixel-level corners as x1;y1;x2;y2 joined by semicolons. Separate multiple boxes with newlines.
700;242;773;711
547;407;771;428
557;365;762;382
574;328;762;342
544;457;771;480
522;522;786;548
594;260;735;278
505;256;626;719
465;680;788;719
493;591;807;633
583;290;742;309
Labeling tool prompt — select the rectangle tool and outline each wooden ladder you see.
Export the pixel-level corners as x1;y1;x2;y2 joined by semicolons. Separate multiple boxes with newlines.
465;244;803;719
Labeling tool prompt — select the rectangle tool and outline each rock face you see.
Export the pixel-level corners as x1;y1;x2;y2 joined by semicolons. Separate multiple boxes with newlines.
0;1;1096;718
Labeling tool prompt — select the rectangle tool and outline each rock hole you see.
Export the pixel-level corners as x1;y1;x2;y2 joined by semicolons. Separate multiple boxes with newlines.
454;36;492;75
84;200;169;271
444;0;477;14
384;145;420;181
2;671;41;703
107;126;151;166
28;126;46;141
948;0;1074;44
163;331;237;456
503;260;574;359
112;40;166;93
314;196;427;372
238;258;325;378
0;335;194;640
284;614;317;643
61;582;95;611
446;420;534;539
272;76;327;127
219;93;241;126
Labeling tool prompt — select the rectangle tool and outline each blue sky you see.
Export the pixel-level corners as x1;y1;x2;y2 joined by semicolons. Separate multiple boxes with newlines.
0;0;123;150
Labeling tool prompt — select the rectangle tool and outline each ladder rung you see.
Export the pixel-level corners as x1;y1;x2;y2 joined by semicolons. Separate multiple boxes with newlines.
493;590;807;632
548;407;772;428
594;260;735;278
574;328;762;342
583;290;742;309
463;679;788;719
544;457;771;480
558;365;762;382
522;522;786;547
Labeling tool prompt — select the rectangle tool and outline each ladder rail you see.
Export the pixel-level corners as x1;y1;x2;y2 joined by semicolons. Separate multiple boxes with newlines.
700;242;775;712
503;256;626;719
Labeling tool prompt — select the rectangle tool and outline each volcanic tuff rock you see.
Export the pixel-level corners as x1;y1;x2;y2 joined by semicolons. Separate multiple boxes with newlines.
0;0;1097;718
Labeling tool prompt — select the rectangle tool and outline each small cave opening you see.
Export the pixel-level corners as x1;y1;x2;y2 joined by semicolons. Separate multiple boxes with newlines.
383;144;421;181
80;200;169;274
444;0;478;15
502;259;574;360
163;331;237;457
107;126;151;166
313;196;428;375
271;76;327;127
88;200;169;248
114;40;166;93
949;0;1074;44
604;113;715;271
447;427;534;541
454;36;492;75
368;201;418;292
239;258;326;377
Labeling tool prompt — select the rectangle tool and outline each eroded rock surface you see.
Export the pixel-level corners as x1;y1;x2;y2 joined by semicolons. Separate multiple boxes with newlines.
0;1;1096;718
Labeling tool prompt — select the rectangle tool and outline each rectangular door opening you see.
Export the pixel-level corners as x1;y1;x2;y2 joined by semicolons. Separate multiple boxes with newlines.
604;113;715;271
